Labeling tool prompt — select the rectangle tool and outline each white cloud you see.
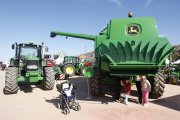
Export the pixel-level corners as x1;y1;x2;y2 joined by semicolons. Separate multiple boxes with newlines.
145;0;153;8
108;0;124;8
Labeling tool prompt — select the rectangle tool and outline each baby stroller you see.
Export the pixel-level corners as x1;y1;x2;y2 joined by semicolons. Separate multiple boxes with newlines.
56;81;81;115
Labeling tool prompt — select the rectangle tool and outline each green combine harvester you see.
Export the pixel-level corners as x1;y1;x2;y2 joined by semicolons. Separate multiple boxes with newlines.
4;42;55;94
50;13;174;98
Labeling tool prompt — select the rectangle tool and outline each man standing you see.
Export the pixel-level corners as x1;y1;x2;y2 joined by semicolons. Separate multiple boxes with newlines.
135;75;142;104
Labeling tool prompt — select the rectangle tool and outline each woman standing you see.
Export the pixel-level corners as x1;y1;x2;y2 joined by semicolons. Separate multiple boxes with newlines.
141;75;151;106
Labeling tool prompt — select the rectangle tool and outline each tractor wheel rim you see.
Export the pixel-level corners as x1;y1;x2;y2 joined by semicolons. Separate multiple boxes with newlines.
66;66;74;74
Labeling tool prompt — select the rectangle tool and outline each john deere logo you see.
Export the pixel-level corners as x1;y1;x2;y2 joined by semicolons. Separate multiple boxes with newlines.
127;25;141;35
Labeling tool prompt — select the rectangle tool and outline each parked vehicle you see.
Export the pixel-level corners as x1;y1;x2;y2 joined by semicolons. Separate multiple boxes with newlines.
4;42;55;94
51;13;174;98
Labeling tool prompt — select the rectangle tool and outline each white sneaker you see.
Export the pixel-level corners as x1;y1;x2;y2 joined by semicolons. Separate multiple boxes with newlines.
142;101;144;106
124;101;129;105
143;103;148;107
125;102;129;105
135;99;139;104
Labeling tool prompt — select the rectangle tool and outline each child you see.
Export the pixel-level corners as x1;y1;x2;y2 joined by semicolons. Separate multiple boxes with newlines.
141;75;151;106
121;79;132;105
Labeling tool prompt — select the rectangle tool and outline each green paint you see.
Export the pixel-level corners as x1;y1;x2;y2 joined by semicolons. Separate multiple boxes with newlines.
9;42;51;83
51;17;174;76
84;67;94;77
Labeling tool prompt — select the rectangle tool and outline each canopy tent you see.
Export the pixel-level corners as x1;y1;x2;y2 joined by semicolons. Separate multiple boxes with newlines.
173;59;180;64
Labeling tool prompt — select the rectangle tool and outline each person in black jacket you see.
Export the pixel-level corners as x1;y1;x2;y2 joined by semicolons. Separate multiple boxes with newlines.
135;75;142;104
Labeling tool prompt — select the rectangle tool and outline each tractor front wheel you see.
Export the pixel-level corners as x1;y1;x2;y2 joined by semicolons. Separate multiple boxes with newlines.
43;67;55;90
4;67;19;94
63;64;75;76
150;72;165;99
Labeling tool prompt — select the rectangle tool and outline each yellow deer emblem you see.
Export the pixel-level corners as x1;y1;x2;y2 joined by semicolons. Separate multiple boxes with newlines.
129;26;139;34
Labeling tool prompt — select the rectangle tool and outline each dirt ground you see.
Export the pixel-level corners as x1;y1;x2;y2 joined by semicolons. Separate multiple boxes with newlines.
0;71;180;120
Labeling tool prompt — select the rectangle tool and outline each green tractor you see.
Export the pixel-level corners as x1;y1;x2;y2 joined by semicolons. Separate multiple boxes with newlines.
165;61;180;85
50;13;174;99
170;65;180;85
4;42;55;94
162;49;180;84
79;58;94;76
60;56;80;76
60;56;94;76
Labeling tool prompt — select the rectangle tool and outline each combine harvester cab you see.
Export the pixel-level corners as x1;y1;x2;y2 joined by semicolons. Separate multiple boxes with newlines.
50;13;174;99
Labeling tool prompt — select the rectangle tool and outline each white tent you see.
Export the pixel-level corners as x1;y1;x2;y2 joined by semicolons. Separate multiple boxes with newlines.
173;59;180;64
54;51;65;65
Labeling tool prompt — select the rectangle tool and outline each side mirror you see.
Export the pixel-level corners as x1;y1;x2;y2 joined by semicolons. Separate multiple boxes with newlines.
12;44;15;49
45;46;48;52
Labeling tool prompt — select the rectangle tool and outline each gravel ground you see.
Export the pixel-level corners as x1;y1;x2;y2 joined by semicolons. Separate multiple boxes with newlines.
0;71;179;120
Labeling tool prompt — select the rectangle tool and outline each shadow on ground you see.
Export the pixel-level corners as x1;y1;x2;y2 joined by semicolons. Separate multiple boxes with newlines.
69;76;114;104
46;76;180;112
44;96;60;109
150;94;180;111
45;76;114;108
45;76;140;107
18;82;44;93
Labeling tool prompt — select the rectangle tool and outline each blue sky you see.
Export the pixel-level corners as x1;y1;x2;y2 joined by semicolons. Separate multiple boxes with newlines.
0;0;179;61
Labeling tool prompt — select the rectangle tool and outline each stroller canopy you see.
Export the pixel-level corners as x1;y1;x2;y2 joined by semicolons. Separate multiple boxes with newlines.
62;83;73;97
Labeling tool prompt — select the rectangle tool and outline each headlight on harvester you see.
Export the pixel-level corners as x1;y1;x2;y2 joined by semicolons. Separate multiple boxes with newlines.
27;65;38;70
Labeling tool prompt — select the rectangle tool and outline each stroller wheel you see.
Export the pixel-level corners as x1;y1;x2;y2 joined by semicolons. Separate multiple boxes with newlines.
74;105;81;111
59;104;63;109
63;108;70;115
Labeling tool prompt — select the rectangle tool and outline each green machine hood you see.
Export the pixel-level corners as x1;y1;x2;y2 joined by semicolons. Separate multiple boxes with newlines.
96;37;174;75
96;18;174;75
50;17;174;75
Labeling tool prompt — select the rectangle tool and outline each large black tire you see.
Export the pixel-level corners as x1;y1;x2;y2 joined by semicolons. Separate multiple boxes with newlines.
4;67;18;94
90;67;101;96
63;64;75;76
150;72;165;99
43;67;55;90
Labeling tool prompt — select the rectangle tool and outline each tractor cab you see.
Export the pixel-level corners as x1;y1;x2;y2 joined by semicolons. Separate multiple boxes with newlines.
63;56;79;65
12;42;42;58
10;42;43;71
